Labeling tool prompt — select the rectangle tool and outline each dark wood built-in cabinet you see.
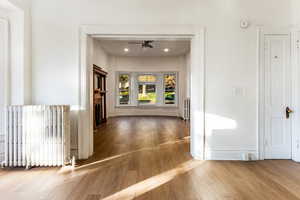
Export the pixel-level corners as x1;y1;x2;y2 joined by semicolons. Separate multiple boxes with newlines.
93;65;107;130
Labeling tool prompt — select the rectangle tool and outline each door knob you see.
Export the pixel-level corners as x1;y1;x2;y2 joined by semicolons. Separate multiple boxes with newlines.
286;107;293;119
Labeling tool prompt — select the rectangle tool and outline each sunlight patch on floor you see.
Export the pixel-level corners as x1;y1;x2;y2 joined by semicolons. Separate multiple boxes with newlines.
101;160;204;200
58;137;190;174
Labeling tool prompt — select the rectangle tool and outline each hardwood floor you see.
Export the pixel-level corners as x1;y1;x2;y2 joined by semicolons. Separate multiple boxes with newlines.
1;116;300;200
82;116;190;165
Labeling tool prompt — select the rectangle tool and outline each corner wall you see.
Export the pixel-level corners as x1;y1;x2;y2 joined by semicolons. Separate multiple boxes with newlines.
93;39;109;71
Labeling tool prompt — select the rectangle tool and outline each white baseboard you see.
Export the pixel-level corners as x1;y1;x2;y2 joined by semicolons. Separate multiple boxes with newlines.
190;145;205;160
108;112;181;118
191;152;204;160
205;149;258;161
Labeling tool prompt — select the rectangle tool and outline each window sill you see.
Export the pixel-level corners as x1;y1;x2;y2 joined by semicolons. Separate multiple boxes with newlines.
116;105;178;109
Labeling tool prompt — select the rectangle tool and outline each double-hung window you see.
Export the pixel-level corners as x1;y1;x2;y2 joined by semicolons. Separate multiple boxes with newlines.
164;73;176;105
117;72;178;107
118;73;131;105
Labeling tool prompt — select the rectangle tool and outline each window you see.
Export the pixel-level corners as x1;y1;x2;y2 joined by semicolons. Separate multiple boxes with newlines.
117;72;177;107
118;74;130;105
164;74;176;105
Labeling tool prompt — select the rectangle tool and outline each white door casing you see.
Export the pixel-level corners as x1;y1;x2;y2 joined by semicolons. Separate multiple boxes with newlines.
79;25;206;159
291;30;300;162
0;18;9;162
264;34;292;159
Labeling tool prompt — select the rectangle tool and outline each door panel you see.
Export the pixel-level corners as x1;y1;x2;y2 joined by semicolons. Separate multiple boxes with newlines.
264;35;292;159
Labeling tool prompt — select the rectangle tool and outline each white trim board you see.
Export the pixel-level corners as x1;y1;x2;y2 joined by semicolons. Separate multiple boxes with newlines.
257;27;300;162
0;18;9;163
0;18;9;106
291;29;300;162
79;25;206;160
205;150;259;161
0;3;30;105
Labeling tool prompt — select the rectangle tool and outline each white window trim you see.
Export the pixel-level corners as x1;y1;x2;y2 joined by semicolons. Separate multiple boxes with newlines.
116;71;179;108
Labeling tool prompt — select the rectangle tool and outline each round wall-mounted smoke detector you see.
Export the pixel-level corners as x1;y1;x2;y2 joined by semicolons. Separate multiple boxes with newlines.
240;20;250;29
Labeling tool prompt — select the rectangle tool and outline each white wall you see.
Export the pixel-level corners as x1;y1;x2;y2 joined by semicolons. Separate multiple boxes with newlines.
92;39;109;71
31;0;294;160
291;0;300;26
105;55;188;117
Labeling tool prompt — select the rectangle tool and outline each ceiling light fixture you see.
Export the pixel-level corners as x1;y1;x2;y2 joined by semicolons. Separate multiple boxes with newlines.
164;48;169;52
124;48;129;52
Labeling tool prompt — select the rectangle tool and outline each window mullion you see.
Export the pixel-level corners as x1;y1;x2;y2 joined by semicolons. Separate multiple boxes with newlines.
131;73;137;106
157;74;163;106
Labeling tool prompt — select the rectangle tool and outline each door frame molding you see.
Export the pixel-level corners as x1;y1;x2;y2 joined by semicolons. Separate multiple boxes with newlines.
291;28;300;162
257;27;300;161
78;25;206;160
0;18;9;162
0;18;9;107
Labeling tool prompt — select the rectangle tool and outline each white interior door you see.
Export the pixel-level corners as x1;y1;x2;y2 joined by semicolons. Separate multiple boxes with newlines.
264;34;292;159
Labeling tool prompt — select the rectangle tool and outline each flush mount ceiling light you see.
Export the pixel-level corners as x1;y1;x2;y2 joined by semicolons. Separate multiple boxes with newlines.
124;48;129;52
164;48;169;52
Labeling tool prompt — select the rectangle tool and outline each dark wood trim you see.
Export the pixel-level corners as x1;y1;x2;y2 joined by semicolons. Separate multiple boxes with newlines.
93;64;107;75
93;64;108;130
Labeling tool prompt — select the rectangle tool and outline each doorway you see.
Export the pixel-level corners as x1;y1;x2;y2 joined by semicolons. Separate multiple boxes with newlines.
263;34;292;159
78;25;206;160
87;37;192;162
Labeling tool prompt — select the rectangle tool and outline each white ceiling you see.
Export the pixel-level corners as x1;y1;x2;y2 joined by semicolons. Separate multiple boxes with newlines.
96;39;190;57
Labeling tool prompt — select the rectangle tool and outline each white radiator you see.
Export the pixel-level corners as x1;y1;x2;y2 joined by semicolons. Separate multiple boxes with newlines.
1;105;71;168
184;98;190;120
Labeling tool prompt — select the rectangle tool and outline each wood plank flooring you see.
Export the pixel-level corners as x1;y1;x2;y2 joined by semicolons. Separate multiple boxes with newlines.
1;116;300;200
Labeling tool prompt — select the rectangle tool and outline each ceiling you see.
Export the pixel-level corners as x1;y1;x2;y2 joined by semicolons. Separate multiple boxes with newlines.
96;39;190;57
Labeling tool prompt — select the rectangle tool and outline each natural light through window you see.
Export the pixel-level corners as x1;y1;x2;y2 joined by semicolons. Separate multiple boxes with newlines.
164;74;176;105
119;74;130;105
117;72;177;107
138;84;156;105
